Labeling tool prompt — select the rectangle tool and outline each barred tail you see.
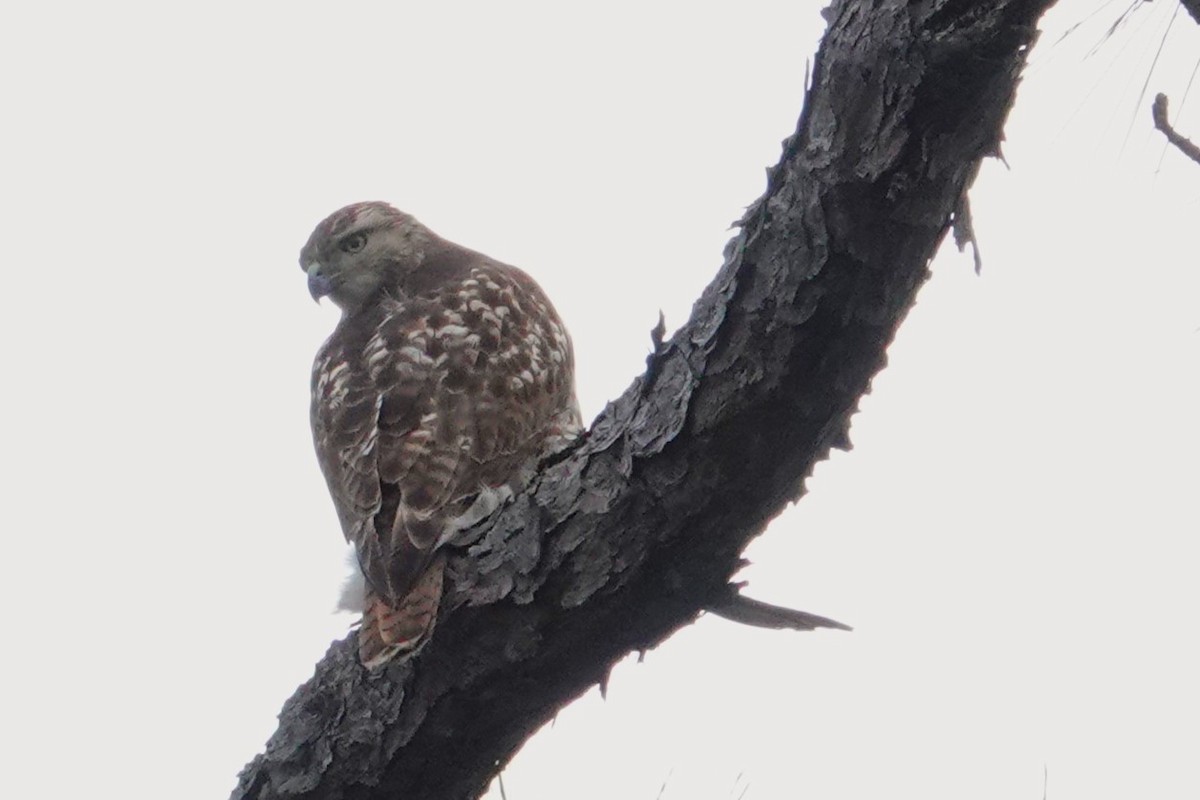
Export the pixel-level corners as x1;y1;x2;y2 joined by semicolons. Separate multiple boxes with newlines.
358;556;445;669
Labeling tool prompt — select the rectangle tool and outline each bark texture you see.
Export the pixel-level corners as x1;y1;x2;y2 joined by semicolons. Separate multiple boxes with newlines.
233;2;1053;798
1181;0;1200;28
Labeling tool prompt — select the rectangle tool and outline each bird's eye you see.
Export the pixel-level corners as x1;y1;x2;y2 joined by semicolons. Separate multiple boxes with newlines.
340;232;368;253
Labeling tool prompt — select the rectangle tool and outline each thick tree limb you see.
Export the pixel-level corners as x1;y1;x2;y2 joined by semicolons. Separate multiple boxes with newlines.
233;2;1052;799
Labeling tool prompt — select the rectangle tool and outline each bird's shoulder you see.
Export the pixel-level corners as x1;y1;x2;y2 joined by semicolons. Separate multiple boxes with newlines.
312;240;568;405
403;240;554;324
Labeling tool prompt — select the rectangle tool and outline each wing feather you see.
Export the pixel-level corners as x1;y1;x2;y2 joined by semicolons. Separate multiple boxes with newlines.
311;252;581;608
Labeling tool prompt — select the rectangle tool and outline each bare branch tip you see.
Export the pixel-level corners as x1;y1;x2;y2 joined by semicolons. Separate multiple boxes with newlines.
1150;92;1200;167
707;589;852;633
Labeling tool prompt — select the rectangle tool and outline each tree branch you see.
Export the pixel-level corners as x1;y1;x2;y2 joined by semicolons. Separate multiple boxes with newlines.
1152;93;1200;166
233;2;1052;798
707;587;853;632
1179;0;1200;29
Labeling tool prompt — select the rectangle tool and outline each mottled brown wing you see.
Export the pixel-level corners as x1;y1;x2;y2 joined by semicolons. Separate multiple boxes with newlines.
311;298;439;604
311;251;581;609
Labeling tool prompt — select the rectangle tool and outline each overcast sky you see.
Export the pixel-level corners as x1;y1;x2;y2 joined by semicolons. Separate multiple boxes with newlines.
2;2;1198;799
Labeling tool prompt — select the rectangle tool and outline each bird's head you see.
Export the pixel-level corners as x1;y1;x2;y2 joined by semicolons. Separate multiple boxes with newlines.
299;202;434;311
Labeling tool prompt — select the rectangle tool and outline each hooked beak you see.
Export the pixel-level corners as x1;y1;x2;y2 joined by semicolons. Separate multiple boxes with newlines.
306;262;333;303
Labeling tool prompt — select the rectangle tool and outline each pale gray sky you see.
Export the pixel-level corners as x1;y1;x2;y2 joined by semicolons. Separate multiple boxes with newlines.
2;2;1197;799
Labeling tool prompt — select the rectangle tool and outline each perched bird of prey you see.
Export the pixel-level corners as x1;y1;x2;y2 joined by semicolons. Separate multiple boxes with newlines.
301;202;582;668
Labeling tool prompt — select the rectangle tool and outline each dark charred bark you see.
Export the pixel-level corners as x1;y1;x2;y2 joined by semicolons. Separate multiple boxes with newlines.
233;2;1053;799
1181;0;1200;29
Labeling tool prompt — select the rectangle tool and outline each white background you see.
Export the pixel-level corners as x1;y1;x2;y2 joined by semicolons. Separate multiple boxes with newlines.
2;2;1197;799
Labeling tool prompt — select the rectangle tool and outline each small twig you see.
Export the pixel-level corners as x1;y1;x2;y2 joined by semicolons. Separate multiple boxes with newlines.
1152;93;1200;166
655;768;673;800
649;310;667;359
640;310;670;397
707;584;851;632
952;160;985;275
731;771;751;800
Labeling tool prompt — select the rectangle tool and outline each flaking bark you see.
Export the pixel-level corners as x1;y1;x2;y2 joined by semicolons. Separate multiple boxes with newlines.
233;2;1053;798
1181;0;1200;28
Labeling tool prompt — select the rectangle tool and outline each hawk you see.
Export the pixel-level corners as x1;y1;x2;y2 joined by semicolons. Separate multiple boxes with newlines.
301;202;582;668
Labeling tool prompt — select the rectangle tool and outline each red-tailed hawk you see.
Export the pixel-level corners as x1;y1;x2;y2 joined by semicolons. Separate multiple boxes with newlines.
301;202;582;668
